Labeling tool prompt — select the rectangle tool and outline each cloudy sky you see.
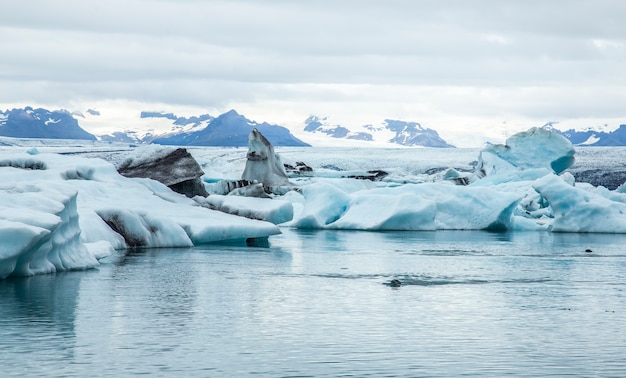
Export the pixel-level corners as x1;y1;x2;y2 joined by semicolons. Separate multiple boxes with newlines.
1;0;625;145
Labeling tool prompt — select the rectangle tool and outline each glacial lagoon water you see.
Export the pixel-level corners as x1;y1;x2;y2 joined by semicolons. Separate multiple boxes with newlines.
2;229;626;377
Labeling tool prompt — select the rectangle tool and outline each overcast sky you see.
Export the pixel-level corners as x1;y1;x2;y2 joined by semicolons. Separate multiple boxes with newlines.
1;0;625;145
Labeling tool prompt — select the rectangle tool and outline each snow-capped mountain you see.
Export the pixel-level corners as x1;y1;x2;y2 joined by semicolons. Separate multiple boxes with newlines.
0;107;96;140
97;111;215;144
151;109;310;147
304;116;454;148
547;124;626;146
9;105;624;149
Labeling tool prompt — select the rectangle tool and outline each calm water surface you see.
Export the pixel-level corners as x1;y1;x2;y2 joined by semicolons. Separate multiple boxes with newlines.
1;229;625;377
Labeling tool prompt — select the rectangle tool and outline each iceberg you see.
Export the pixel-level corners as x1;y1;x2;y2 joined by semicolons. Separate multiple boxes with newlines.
292;181;519;231
532;174;626;233
194;194;294;225
0;152;280;278
284;127;624;233
241;128;292;188
116;145;208;198
476;127;575;177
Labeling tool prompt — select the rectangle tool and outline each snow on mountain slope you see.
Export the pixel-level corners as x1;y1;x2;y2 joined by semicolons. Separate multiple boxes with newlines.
0;107;96;140
151;110;310;147
547;123;626;147
80;109;213;144
303;115;454;148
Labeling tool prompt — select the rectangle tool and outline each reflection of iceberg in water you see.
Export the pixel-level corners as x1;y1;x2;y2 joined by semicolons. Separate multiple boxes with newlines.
0;272;83;366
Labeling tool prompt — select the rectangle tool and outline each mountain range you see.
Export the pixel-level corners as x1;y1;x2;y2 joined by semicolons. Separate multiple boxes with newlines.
546;124;626;147
304;116;454;147
2;107;626;148
1;107;455;147
148;109;309;147
0;107;97;140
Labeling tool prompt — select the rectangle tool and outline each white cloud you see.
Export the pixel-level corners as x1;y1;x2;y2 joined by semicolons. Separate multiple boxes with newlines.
1;0;625;144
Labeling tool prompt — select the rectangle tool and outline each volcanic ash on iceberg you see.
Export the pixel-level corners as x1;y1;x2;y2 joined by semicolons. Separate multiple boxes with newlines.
242;128;292;188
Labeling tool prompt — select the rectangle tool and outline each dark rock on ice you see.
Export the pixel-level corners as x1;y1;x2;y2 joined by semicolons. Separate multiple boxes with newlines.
284;161;313;176
117;147;208;198
208;179;255;195
345;170;389;181
228;182;270;198
0;157;46;170
168;179;209;198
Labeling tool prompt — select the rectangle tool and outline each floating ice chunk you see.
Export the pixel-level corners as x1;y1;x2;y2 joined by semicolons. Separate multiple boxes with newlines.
227;182;269;198
0;220;50;279
328;192;436;230
471;167;552;187
291;181;520;231
1;151;283;278
533;174;626;233
477;127;575;177
179;210;280;244
380;183;520;231
0;194;100;279
293;183;351;228
195;195;294;225
96;208;194;248
242;128;292;188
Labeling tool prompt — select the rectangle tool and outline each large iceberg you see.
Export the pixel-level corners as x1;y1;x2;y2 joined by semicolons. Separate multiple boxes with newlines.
291;180;520;231
241;128;292;188
476;127;575;177
282;127;626;233
116;145;208;198
0;152;280;278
